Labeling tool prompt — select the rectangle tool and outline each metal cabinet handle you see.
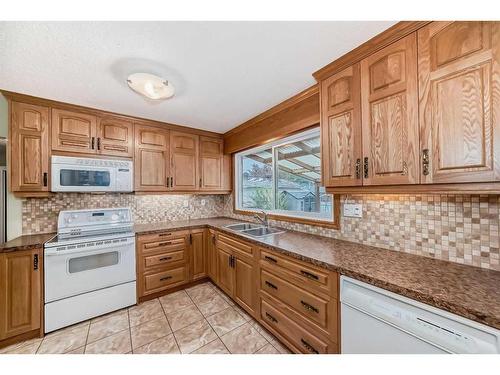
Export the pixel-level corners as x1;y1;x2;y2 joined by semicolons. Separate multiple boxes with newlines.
422;149;430;176
264;256;277;263
265;281;278;290
33;254;39;271
199;178;202;188
43;172;48;187
97;137;101;150
159;233;172;237
91;137;95;150
170;177;174;187
159;256;172;261
160;275;172;282
231;255;236;268
166;176;170;188
402;161;408;176
300;300;319;313
265;312;277;323
158;241;172;247
301;339;319;354
355;158;361;179
363;157;369;178
300;270;319;280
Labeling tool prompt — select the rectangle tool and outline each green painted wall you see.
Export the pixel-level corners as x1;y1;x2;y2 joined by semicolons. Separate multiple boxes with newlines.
0;94;23;240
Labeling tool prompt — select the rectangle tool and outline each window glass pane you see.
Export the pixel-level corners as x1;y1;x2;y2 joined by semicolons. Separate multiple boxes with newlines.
276;133;332;219
68;251;119;273
241;147;273;210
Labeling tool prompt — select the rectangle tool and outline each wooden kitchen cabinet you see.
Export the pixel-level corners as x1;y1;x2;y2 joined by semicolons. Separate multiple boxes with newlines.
206;229;218;281
200;136;224;190
134;124;170;192
233;255;256;314
0;248;42;342
190;229;207;281
418;21;500;184
51;108;98;154
97;116;134;157
9;102;50;193
360;33;420;185
170;131;199;191
216;245;234;296
320;64;362;187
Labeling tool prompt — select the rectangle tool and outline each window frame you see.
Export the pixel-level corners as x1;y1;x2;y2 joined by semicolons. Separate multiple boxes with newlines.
233;127;340;229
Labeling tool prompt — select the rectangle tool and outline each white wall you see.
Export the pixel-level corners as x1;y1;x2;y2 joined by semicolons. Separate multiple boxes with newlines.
0;94;23;240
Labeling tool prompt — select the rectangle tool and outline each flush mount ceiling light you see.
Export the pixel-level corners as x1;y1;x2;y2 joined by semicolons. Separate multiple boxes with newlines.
126;73;175;100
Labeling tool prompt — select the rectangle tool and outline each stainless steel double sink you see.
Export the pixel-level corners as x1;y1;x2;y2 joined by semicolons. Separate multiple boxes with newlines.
224;222;285;238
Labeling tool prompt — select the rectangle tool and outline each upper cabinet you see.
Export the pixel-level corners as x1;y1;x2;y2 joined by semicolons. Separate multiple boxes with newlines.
134;124;170;192
97;117;134;157
170;131;199;191
9;102;50;192
318;21;500;192
320;64;362;187
418;21;500;184
360;34;419;185
51;108;97;154
200;136;224;190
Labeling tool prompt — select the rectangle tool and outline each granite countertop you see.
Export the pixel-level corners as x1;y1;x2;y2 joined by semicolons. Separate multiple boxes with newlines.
3;217;500;330
0;232;55;253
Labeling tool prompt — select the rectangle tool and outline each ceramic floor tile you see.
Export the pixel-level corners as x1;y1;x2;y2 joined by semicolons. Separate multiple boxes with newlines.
215;289;236;306
65;346;85;354
166;304;204;331
2;341;41;354
84;330;131;354
128;298;165;327
91;308;128;323
173;319;217;353
249;320;276;342
206;307;247;336
271;340;292;354
232;305;252;322
133;334;180;354
220;322;268;354
159;290;194;313
44;320;90;339
186;285;218;305
256;343;280;354
192;338;229;354
37;326;89;354
130;316;172;349
0;337;43;354
197;295;230;317
87;311;129;344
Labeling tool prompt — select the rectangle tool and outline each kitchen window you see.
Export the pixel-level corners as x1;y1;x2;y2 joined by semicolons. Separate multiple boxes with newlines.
234;127;338;227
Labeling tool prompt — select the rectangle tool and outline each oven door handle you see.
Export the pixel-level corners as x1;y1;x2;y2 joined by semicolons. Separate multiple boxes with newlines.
44;242;134;257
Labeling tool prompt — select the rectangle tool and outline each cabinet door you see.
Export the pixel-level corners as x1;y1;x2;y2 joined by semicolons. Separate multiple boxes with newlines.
207;230;218;281
10;102;50;192
0;249;42;340
418;22;500;183
190;229;206;281
233;256;256;316
170;131;199;191
134;125;170;191
321;64;362;187
216;246;234;296
51;108;97;154
361;33;419;185
97;117;134;157
200;136;223;190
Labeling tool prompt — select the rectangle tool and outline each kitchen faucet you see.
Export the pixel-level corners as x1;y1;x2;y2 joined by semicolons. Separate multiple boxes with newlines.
254;210;269;227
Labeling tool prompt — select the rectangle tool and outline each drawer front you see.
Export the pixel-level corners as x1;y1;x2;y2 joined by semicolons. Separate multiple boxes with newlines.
261;299;330;354
260;249;329;289
140;237;186;254
144;250;185;269
138;230;189;244
217;233;253;256
261;270;328;328
144;266;188;294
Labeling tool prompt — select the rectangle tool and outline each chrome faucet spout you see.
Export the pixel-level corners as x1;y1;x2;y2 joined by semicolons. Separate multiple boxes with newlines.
254;210;269;227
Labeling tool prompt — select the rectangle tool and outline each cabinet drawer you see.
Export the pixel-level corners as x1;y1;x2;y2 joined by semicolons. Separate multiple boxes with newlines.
138;230;189;244
261;270;328;328
261;299;330;354
144;250;185;269
140;237;186;254
260;249;330;290
217;233;253;256
143;266;188;294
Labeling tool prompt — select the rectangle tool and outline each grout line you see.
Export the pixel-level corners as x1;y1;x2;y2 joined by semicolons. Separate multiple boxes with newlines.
127;307;133;354
158;297;181;354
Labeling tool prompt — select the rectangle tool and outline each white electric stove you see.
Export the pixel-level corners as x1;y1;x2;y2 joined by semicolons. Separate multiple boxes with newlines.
44;207;137;333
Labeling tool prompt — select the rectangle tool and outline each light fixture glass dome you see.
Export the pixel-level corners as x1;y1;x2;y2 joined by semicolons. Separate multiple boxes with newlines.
127;73;175;100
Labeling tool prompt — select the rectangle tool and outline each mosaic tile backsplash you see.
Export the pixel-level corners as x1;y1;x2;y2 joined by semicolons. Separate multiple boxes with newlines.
223;193;500;271
22;193;225;235
22;192;500;271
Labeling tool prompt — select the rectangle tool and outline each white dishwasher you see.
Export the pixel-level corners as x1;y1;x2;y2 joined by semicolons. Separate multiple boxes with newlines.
340;276;500;354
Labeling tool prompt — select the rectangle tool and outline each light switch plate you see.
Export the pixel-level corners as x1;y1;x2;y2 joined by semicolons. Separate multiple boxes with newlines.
183;200;189;208
343;203;363;218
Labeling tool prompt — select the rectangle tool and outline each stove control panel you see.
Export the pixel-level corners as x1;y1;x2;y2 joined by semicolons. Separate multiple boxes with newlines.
58;208;132;230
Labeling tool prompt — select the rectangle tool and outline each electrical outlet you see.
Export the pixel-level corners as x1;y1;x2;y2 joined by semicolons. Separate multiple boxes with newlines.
201;199;206;206
343;203;363;218
183;200;189;208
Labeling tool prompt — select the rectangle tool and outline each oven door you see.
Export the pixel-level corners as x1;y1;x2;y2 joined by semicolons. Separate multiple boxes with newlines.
51;163;116;192
44;236;136;303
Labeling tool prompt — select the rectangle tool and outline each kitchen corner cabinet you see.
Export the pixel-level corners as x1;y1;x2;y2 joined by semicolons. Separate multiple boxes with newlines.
190;229;207;281
170;131;199;191
0;248;42;342
9;102;50;193
418;21;500;184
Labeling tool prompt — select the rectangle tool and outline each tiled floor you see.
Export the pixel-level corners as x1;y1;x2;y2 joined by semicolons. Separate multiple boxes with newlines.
0;281;291;354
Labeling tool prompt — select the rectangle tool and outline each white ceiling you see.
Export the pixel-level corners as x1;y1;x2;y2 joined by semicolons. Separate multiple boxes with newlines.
0;21;396;133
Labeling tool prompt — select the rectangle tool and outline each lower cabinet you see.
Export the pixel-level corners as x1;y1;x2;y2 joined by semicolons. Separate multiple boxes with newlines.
190;229;207;281
207;229;217;282
0;248;42;343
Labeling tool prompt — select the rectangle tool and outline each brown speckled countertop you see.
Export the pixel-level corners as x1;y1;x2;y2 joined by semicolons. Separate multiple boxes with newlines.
3;217;500;330
0;232;55;253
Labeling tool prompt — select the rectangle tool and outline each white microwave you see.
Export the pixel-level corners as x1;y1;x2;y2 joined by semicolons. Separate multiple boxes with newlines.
51;156;133;192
